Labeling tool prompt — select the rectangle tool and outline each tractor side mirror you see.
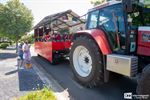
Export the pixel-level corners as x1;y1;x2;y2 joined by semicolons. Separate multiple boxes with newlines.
122;0;133;13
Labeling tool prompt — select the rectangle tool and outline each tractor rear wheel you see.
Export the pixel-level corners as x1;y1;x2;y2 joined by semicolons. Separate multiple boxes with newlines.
137;64;150;97
70;36;104;87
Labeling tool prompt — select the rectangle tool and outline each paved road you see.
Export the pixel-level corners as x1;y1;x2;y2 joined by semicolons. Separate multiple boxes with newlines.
33;56;137;100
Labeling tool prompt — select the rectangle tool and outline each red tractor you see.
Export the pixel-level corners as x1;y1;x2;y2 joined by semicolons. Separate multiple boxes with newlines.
69;0;150;95
34;0;150;96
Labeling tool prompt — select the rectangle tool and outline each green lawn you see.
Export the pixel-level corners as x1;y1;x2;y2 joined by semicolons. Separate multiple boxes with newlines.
17;87;56;100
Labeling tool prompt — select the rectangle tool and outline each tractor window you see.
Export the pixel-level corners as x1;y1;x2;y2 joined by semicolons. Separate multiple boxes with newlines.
87;10;99;29
98;4;126;51
99;8;117;50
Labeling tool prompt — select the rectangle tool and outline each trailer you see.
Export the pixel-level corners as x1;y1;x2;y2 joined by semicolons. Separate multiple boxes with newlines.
34;10;85;64
34;0;150;96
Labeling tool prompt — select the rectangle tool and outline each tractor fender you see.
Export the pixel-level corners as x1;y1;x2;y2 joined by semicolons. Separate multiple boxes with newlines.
72;29;112;55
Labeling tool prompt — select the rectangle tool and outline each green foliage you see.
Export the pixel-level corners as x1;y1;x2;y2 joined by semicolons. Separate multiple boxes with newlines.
19;34;34;43
59;28;69;34
131;10;150;26
0;43;9;49
91;0;106;6
18;87;56;100
0;0;33;42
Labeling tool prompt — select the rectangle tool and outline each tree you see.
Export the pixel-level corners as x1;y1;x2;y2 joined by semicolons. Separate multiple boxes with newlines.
19;34;34;44
90;0;106;6
90;0;114;6
0;0;33;49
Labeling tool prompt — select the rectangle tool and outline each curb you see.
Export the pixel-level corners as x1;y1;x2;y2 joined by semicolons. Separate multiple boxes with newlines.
32;58;72;100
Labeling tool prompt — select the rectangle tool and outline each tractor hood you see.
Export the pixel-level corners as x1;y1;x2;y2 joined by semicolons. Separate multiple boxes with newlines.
137;26;150;56
138;26;150;42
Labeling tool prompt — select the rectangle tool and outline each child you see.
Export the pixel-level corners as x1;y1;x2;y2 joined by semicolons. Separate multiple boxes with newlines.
17;42;24;68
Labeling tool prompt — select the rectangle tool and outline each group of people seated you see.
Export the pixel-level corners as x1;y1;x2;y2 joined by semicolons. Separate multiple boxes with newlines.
35;32;72;42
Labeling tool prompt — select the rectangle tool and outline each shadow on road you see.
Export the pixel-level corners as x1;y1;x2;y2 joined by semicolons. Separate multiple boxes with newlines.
0;53;17;60
5;69;18;75
18;68;44;91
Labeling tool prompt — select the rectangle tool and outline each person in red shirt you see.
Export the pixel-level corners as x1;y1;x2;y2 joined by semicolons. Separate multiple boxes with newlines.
55;33;61;41
44;32;51;41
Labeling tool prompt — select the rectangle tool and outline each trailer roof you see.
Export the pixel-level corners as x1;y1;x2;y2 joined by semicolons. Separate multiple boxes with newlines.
33;10;85;30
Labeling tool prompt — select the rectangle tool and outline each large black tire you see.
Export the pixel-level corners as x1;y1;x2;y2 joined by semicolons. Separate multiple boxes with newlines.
70;36;104;87
137;64;150;96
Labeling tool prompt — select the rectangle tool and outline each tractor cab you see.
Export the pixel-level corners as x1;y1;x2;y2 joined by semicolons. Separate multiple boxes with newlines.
86;0;150;55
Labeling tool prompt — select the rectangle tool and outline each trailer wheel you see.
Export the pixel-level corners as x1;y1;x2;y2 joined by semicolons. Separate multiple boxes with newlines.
70;36;104;87
51;53;59;65
137;64;150;96
37;54;40;56
51;59;57;65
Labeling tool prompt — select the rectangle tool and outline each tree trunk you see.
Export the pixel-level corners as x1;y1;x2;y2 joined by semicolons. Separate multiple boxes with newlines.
16;35;19;53
16;40;18;53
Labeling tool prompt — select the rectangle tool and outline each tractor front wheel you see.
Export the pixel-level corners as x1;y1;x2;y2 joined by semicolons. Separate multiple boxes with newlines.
70;36;104;87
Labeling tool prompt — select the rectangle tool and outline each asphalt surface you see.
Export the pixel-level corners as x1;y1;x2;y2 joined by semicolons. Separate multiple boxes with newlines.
32;56;137;100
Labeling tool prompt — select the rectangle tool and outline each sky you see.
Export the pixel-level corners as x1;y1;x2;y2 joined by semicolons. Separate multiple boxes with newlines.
0;0;93;26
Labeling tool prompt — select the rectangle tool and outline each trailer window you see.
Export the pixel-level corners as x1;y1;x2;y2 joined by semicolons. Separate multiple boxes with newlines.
34;29;38;42
87;10;99;29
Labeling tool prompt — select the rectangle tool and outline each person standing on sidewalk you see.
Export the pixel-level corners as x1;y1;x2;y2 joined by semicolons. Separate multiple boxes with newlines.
17;42;24;68
23;41;31;68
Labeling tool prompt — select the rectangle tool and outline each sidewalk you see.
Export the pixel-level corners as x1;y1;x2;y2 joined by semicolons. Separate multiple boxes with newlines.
0;46;71;100
0;46;44;100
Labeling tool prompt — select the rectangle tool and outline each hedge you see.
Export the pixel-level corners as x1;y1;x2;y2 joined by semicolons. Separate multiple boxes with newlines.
0;43;9;49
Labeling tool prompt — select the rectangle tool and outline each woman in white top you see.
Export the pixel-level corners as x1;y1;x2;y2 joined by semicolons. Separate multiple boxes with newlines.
23;41;31;61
